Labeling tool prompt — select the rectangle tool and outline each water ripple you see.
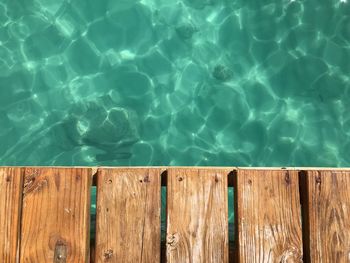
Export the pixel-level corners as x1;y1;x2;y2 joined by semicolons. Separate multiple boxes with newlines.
0;0;349;167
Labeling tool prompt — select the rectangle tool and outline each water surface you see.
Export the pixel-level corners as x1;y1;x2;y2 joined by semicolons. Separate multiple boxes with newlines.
0;0;350;166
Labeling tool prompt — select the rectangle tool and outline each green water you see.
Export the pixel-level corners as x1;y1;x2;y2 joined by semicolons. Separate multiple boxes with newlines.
1;0;350;166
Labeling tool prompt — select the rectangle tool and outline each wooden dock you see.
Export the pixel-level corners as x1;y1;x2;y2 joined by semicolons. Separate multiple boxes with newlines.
1;167;350;262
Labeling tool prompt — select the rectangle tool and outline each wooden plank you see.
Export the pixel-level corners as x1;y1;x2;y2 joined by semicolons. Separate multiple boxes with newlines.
302;170;350;262
20;167;91;262
235;169;303;262
95;168;161;263
0;167;23;262
166;168;229;262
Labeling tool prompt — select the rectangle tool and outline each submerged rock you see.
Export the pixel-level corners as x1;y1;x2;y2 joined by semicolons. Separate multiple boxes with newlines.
175;24;198;40
54;95;140;162
212;65;233;81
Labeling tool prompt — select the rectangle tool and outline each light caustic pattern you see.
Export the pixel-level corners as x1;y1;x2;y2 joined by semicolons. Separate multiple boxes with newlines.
0;0;349;166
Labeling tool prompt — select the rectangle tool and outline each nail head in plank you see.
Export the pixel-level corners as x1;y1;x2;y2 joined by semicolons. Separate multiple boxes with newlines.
166;168;229;263
0;167;23;263
304;170;350;262
20;167;91;262
95;168;161;263
236;169;303;262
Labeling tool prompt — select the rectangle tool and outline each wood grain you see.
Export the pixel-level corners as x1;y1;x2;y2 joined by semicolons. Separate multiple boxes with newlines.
20;167;91;262
166;168;229;263
235;169;303;262
0;167;23;262
302;170;350;262
95;168;161;263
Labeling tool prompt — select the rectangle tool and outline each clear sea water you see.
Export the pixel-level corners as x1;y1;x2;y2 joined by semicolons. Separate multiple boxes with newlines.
1;0;350;167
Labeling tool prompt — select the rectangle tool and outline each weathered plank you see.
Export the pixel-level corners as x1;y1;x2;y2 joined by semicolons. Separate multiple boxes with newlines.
302;170;350;262
166;168;229;263
0;167;23;262
95;168;161;263
20;167;91;262
235;169;303;262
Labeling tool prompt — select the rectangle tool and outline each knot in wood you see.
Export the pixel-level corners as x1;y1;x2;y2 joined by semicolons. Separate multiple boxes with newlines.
284;172;291;185
316;171;322;184
315;176;322;184
166;233;180;250
214;174;219;183
278;247;302;263
143;175;150;183
104;249;113;260
23;176;48;195
54;240;67;263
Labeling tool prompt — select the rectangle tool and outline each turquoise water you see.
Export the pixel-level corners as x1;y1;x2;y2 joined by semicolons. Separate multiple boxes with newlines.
1;0;350;166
